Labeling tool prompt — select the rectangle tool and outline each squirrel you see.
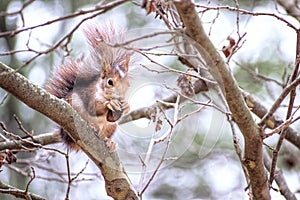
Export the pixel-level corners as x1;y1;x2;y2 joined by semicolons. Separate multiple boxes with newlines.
45;23;132;151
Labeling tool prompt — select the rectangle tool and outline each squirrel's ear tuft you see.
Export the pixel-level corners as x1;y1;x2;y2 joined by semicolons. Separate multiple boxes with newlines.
124;56;130;72
105;64;111;73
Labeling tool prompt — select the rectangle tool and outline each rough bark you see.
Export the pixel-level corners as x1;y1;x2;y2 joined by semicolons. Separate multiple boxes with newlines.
174;1;270;199
0;62;139;200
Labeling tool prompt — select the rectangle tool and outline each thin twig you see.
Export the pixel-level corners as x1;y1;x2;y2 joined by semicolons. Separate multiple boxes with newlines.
234;61;284;87
0;0;129;38
0;93;8;105
268;30;300;186
0;0;34;17
228;114;250;191
258;76;300;127
138;49;215;81
13;114;33;138
195;4;298;30
263;150;297;200
25;167;35;194
0;180;46;200
65;153;71;200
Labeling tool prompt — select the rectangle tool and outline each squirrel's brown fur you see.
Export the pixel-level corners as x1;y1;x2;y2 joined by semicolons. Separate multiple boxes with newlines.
45;23;132;151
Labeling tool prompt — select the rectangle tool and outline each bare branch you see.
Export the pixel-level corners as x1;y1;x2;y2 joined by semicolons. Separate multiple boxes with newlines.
0;131;61;152
234;61;284;87
25;167;35;195
0;92;8;105
242;90;300;149
263;150;297;200
13;114;34;138
119;74;209;124
258;76;300;127
277;0;300;22
0;0;34;18
196;4;298;31
0;180;46;200
0;0;129;38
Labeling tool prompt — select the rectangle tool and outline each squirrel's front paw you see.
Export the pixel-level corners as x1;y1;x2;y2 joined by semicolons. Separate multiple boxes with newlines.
121;101;130;114
104;137;117;152
106;99;129;122
107;99;122;112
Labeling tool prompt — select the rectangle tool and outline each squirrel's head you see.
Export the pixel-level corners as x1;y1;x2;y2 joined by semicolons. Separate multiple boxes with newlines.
100;55;130;96
76;23;133;97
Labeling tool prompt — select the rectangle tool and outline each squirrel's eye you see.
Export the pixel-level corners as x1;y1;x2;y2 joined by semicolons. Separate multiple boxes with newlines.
107;78;114;87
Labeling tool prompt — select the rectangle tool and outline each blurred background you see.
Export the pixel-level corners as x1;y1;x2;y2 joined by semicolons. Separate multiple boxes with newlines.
0;0;299;199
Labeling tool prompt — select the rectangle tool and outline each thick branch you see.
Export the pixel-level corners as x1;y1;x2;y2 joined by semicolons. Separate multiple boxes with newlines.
174;1;270;199
0;62;138;200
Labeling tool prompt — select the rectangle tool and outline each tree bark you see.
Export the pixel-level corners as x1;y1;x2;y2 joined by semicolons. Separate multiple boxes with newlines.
174;1;270;199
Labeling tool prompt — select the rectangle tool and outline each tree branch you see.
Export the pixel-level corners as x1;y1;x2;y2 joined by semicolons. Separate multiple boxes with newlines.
242;90;300;149
119;78;208;124
174;1;270;199
263;150;297;200
0;132;61;151
0;180;46;200
0;62;139;200
258;76;300;127
277;0;300;22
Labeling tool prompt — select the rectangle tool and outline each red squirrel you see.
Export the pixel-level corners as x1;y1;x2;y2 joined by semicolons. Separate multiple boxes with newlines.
45;23;132;151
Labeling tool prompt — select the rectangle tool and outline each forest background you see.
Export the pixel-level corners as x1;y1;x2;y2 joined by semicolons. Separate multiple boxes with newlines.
0;0;300;200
